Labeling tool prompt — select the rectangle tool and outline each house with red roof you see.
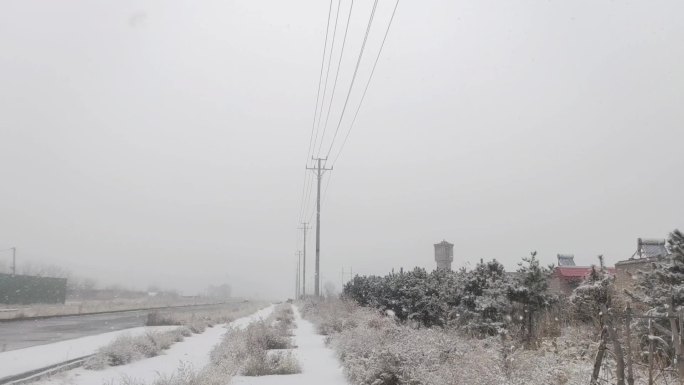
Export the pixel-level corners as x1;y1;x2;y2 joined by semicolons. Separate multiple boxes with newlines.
548;254;615;295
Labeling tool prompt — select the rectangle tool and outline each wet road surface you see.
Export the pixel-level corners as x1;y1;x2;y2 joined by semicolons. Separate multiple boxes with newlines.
0;302;240;352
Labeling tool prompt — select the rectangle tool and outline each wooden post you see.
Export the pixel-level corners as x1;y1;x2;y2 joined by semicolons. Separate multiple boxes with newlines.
668;297;684;383
591;326;608;385
680;309;684;385
601;304;626;385
625;305;634;385
649;319;654;385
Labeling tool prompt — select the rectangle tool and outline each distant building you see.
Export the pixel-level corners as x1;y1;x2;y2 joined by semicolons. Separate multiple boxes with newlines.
434;240;454;270
0;273;67;304
615;238;669;294
548;254;616;295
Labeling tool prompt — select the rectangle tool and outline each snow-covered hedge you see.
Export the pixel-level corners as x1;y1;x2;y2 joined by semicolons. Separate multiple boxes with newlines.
343;257;556;339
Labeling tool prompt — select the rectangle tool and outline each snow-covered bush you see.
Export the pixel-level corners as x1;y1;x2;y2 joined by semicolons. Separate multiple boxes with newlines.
343;261;516;333
85;326;199;370
570;263;614;324
209;304;300;376
304;299;593;385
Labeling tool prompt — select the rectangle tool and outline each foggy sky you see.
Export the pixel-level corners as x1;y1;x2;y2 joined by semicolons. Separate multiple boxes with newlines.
1;0;682;298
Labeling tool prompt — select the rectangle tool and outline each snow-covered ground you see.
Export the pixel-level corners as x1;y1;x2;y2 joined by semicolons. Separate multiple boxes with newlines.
231;306;348;385
2;304;275;385
0;325;178;379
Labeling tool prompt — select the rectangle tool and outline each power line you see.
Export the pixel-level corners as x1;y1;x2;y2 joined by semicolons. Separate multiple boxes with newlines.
313;0;343;156
305;0;334;162
309;0;400;218
308;0;336;166
299;0;335;225
316;0;355;158
324;0;380;160
330;0;400;166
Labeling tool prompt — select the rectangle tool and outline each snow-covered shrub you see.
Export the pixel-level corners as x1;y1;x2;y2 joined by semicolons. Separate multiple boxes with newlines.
305;299;593;385
209;305;300;376
570;264;614;324
343;261;515;333
146;311;182;326
273;304;296;337
85;335;145;369
242;350;301;376
85;328;189;369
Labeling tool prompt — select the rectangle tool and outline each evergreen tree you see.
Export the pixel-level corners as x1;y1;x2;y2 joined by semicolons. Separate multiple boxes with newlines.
457;259;512;335
637;229;684;313
508;251;555;348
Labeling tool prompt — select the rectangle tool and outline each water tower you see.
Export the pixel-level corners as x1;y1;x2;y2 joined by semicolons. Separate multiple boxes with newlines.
434;240;454;270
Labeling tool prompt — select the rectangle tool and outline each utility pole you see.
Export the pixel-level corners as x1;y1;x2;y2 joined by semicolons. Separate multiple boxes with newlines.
306;157;332;297
295;251;302;299
298;223;311;297
341;266;353;289
11;247;16;276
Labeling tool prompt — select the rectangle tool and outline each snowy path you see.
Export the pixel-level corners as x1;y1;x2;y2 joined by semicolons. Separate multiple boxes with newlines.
28;304;275;385
231;305;348;385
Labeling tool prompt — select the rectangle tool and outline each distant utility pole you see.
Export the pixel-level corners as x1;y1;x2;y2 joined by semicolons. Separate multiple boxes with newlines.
11;247;16;276
295;251;302;299
298;222;311;296
307;157;332;297
340;266;353;289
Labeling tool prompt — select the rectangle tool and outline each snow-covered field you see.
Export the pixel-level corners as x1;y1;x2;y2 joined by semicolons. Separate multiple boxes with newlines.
1;305;275;385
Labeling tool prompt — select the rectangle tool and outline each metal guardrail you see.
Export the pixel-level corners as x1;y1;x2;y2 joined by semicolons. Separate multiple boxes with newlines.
0;355;91;385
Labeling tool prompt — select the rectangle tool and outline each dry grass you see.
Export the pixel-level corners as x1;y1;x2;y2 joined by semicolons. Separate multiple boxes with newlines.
301;299;600;385
86;302;268;371
209;304;300;376
85;328;191;370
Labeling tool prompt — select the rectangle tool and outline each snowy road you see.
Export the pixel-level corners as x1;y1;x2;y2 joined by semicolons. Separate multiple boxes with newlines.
231;305;348;385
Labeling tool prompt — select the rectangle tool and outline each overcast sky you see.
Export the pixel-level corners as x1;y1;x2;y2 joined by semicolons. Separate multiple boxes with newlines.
1;0;682;298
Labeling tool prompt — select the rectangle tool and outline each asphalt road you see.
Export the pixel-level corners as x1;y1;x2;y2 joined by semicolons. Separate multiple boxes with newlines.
0;303;242;352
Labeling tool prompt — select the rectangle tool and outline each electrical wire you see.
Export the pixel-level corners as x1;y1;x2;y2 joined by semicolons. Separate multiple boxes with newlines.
316;0;355;158
313;0;343;156
323;0;379;161
330;0;400;166
299;0;335;224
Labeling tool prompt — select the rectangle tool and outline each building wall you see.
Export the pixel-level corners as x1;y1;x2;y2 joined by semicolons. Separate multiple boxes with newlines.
548;275;583;296
614;257;659;295
0;273;67;304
